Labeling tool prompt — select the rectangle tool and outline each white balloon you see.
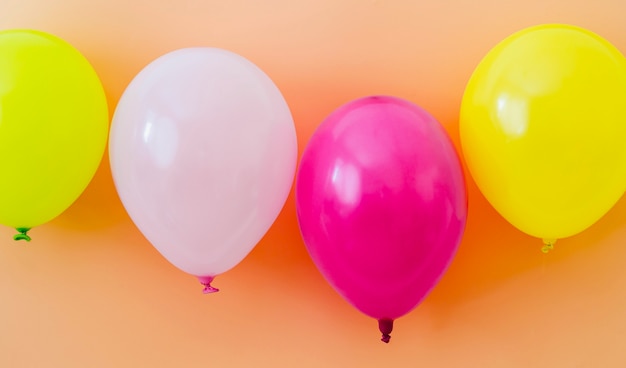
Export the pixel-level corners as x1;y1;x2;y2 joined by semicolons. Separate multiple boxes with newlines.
109;48;297;290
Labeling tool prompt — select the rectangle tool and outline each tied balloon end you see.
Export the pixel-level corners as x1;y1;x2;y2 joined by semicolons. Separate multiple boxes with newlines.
13;228;31;242
202;284;219;294
198;276;219;294
378;319;394;344
541;238;557;254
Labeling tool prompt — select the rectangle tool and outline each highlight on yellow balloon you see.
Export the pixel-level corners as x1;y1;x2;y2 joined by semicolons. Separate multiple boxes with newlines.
0;29;108;241
459;24;626;251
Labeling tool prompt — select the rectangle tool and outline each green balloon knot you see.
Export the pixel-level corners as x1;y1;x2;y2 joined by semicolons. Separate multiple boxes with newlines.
13;228;31;242
541;238;556;254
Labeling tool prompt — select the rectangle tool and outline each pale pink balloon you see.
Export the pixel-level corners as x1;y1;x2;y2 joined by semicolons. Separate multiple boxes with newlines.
110;48;297;292
296;96;467;342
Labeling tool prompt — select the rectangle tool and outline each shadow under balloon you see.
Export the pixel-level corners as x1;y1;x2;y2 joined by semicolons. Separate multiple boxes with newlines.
51;152;130;233
48;37;163;237
237;79;343;296
424;175;626;323
50;85;129;233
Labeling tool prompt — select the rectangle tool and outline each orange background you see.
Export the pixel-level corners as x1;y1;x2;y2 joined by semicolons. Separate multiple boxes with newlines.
1;1;626;367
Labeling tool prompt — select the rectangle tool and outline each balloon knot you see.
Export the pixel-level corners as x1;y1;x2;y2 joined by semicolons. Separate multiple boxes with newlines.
541;239;556;254
202;283;219;294
13;228;31;242
378;319;394;344
198;276;219;294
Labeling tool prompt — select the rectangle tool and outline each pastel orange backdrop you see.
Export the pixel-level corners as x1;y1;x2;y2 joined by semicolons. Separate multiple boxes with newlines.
1;1;626;367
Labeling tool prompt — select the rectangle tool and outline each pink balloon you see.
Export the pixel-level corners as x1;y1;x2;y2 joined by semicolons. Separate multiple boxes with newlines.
296;96;467;343
110;48;297;292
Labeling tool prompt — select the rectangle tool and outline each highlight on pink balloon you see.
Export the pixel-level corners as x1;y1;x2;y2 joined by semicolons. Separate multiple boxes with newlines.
109;48;297;292
296;96;467;343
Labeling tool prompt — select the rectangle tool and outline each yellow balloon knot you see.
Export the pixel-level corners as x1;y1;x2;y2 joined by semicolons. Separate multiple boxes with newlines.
541;239;556;253
13;228;31;242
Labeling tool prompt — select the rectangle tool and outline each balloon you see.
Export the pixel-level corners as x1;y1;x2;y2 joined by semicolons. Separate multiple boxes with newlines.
460;24;626;251
110;48;297;292
296;96;467;343
0;29;108;240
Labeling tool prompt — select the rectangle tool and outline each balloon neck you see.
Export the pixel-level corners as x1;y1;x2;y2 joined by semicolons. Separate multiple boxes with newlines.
378;318;394;344
541;238;557;254
198;276;219;294
13;228;31;242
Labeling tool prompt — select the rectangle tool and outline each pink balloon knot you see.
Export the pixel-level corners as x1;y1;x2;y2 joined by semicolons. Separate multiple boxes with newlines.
198;276;219;294
378;319;394;344
202;283;219;294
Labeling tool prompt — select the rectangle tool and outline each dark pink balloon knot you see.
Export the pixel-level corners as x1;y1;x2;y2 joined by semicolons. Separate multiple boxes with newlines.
378;319;394;344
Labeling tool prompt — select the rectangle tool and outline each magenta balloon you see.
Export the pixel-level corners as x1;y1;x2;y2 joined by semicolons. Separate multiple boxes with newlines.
296;96;467;342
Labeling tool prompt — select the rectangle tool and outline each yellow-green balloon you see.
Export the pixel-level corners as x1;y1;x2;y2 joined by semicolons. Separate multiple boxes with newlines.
0;30;108;240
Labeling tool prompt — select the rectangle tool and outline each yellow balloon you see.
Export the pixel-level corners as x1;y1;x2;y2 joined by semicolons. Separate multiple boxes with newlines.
460;24;626;248
0;30;108;240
